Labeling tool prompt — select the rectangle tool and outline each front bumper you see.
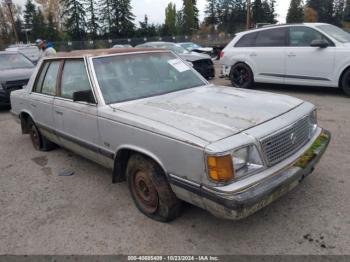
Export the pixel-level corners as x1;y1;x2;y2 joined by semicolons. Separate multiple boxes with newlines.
201;129;331;220
193;63;215;79
170;129;331;220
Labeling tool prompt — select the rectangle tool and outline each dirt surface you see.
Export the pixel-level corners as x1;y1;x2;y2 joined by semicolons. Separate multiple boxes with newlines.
0;63;349;255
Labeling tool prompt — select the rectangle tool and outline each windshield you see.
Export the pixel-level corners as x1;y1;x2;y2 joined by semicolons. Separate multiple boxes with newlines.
0;53;34;70
316;24;350;43
93;52;206;104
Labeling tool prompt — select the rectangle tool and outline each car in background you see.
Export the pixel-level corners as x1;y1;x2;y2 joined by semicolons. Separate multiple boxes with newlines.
11;48;330;221
0;51;35;107
112;44;133;48
136;42;215;79
6;44;40;64
178;42;215;58
220;23;350;96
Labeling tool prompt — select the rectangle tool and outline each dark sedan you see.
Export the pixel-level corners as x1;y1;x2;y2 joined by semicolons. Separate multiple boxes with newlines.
136;42;215;79
0;52;35;107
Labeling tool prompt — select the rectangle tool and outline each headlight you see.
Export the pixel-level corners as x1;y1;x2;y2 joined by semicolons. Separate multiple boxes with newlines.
207;145;265;183
309;109;318;137
232;145;264;180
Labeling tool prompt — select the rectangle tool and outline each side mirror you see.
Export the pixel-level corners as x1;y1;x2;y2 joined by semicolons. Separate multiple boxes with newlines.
310;39;329;48
73;90;96;104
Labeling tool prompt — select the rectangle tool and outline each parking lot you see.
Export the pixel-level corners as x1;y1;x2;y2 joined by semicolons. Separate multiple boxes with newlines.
0;62;349;255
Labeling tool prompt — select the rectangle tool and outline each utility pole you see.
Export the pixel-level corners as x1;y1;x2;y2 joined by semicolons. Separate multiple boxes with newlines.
246;0;252;30
5;0;19;43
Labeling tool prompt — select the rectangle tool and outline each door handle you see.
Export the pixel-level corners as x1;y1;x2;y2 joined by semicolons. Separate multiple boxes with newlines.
250;52;257;57
30;103;37;108
288;53;296;57
55;111;63;116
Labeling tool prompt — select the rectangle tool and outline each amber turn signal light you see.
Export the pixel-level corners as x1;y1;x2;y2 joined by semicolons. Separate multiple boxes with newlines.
207;155;234;182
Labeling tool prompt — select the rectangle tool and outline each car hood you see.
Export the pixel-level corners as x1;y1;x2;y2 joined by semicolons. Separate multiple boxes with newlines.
179;52;211;62
193;47;213;53
0;68;34;83
111;85;303;143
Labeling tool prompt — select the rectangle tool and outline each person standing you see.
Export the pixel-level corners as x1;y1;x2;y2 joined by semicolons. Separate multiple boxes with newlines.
35;39;57;58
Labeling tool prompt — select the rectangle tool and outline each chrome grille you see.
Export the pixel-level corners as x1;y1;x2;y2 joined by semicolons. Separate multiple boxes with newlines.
260;117;311;166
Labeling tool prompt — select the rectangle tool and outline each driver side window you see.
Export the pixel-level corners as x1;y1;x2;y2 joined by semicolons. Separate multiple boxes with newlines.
59;59;92;100
289;27;332;47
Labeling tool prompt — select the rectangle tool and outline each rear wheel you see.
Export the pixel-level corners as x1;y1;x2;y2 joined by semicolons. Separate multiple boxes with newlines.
340;68;350;96
230;63;254;89
126;154;182;222
28;119;57;151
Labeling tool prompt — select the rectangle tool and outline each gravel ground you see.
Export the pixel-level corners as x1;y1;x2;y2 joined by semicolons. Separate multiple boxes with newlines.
0;64;349;255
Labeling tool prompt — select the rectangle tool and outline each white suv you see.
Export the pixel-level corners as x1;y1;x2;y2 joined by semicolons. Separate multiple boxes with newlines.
220;23;350;96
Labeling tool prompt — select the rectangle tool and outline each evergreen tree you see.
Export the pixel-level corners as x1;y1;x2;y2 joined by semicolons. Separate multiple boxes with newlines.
252;0;265;24
15;16;26;42
182;0;196;35
99;0;112;37
265;0;277;23
60;0;87;40
32;8;47;40
252;0;276;24
287;0;304;23
24;0;36;29
204;0;218;30
165;3;177;36
110;0;135;38
85;0;99;39
306;0;334;23
344;0;350;21
192;0;200;29
333;0;345;25
46;12;59;41
216;0;247;33
136;15;157;37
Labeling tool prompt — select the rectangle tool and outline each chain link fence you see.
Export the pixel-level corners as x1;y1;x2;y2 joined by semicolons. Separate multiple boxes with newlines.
51;33;234;52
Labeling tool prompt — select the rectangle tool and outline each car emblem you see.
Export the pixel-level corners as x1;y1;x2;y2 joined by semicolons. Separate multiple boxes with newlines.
290;133;297;145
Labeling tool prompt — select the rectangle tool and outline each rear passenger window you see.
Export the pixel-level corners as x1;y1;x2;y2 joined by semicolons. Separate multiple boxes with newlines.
60;60;91;99
255;28;287;47
33;62;50;93
235;33;258;47
41;62;60;95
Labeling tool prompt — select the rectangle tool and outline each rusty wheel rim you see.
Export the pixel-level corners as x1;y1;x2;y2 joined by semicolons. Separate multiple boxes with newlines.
30;125;40;150
132;171;158;214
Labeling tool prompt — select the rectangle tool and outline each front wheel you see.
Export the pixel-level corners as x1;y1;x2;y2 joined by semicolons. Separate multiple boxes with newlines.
229;63;254;89
126;154;182;222
340;68;350;96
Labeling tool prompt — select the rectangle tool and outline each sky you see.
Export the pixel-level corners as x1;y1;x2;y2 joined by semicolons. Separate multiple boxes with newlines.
13;0;291;24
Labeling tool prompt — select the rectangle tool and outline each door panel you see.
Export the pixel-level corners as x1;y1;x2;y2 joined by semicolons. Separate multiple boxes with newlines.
29;61;60;143
252;28;288;84
53;59;105;166
285;27;335;85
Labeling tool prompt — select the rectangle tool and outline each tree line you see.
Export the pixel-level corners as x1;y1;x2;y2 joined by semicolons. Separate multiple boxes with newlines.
0;0;279;45
2;0;350;47
287;0;350;26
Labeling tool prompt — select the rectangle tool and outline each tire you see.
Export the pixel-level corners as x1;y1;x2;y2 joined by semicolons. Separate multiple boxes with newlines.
28;119;57;151
230;63;254;89
126;154;182;222
340;68;350;96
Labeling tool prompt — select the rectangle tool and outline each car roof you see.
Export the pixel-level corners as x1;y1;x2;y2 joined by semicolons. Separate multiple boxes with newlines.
50;48;167;59
236;23;330;35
